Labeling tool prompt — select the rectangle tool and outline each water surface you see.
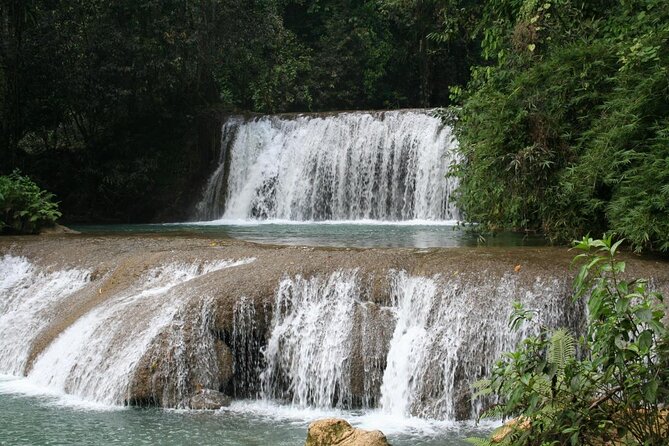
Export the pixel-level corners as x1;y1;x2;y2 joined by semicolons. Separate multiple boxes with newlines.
0;376;491;446
73;220;546;249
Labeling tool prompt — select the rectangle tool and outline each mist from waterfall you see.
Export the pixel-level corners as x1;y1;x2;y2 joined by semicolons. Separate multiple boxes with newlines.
196;110;460;222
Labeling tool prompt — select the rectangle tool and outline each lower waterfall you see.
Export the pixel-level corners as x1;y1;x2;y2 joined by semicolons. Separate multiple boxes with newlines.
0;254;583;421
0;255;91;376
260;271;391;409
254;269;581;420
0;255;255;406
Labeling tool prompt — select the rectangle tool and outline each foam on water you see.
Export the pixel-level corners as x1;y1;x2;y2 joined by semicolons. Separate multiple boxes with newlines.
196;110;460;222
0;374;121;411
186;218;461;226
0;255;91;375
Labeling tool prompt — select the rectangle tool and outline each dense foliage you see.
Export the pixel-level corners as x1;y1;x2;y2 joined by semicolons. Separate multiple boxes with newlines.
0;170;61;234
469;236;669;445
1;0;668;250
0;0;477;222
453;0;669;252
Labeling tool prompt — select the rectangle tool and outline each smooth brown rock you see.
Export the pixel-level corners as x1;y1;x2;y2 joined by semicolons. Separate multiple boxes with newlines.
305;418;390;446
186;388;231;410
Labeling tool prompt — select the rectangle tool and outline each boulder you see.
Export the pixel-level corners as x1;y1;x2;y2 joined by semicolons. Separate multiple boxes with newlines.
305;418;390;446
186;388;231;410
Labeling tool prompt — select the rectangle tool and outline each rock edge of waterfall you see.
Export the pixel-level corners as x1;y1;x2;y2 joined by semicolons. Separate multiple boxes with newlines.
2;235;668;420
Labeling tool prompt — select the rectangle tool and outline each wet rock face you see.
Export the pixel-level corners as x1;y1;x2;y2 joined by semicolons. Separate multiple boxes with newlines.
305;419;389;446
185;388;231;410
3;235;669;419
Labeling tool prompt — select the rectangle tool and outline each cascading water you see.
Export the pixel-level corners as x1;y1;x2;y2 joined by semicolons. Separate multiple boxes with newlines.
0;255;91;375
1;250;585;422
196;110;460;221
257;269;583;420
230;295;264;398
260;271;361;408
0;255;254;406
378;271;579;420
259;271;394;410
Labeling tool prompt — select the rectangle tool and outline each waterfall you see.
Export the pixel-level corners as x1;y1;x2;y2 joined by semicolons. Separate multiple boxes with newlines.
257;269;582;420
1;252;585;420
0;255;91;375
378;271;578;420
196;110;460;221
230;295;264;398
0;255;254;406
27;258;254;405
260;271;360;408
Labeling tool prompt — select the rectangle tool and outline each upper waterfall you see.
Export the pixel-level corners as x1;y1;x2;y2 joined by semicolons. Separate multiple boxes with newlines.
196;109;460;222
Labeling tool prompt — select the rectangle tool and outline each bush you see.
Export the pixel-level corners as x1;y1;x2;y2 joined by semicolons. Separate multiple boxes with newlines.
0;170;62;234
454;0;669;252
470;236;669;445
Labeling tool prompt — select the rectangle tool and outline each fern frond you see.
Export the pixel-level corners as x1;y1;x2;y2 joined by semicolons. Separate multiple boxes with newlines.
549;328;576;373
530;375;552;397
465;437;494;446
472;379;492;389
480;404;507;420
472;379;493;398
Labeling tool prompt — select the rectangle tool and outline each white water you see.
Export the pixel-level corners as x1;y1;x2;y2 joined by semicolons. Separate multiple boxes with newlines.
378;272;570;420
1;253;581;425
0;255;91;375
258;269;580;420
0;255;254;406
197;110;460;222
28;258;254;405
230;295;263;398
260;271;362;408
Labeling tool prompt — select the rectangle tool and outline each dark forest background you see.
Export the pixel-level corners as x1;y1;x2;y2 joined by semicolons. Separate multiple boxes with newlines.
1;0;667;250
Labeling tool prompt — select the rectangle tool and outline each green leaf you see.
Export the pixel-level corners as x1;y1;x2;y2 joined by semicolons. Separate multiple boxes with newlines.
637;330;653;354
642;379;658;403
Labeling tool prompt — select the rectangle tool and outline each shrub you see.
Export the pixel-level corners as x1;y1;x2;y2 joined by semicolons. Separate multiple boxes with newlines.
454;0;669;252
0;170;62;234
469;236;669;445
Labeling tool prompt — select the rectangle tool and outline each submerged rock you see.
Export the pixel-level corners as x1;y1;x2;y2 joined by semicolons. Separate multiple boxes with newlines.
305;419;389;446
185;388;231;410
39;224;80;235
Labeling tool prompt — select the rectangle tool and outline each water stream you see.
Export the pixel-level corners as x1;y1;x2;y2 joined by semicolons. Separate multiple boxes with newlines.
196;110;460;222
0;252;583;443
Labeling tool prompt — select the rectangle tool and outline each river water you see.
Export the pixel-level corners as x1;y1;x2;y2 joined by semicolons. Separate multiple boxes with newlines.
1;109;547;444
0;376;490;445
73;221;545;249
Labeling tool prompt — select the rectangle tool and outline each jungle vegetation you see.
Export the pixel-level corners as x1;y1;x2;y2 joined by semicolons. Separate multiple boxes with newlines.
468;236;669;445
1;0;667;250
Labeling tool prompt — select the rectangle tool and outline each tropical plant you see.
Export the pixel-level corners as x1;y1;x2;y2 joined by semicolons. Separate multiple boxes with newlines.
454;0;669;252
0;170;61;234
469;236;669;445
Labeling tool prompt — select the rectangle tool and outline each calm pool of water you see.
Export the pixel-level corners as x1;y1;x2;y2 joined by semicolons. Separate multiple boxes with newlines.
0;376;492;446
72;220;545;249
